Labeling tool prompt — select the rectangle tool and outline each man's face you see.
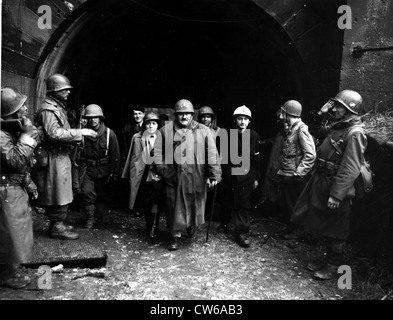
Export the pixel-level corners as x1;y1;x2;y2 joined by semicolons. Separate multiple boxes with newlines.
331;102;347;120
86;117;101;131
16;103;28;119
175;112;193;127
235;115;250;130
133;110;144;124
200;114;212;127
55;89;71;102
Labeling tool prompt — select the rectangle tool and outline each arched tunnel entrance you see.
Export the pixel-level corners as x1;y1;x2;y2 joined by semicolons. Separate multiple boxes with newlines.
37;0;311;143
36;0;314;207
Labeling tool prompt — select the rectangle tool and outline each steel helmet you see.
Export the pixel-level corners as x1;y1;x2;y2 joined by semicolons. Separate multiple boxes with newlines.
46;74;73;93
174;99;195;114
281;100;302;117
1;87;28;117
332;90;363;115
84;104;105;119
198;106;215;117
143;112;160;125
233;105;252;119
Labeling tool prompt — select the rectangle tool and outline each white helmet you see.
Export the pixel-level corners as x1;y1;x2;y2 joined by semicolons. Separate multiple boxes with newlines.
233;105;252;119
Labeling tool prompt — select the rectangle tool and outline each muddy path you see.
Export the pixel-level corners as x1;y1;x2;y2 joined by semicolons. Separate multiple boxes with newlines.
0;207;391;301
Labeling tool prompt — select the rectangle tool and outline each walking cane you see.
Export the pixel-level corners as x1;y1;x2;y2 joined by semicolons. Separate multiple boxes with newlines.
205;185;218;243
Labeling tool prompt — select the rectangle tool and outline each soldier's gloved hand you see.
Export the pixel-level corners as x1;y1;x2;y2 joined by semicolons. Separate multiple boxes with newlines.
81;128;97;138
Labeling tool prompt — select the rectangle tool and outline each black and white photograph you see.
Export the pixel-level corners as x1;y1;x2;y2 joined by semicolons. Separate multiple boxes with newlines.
1;0;393;306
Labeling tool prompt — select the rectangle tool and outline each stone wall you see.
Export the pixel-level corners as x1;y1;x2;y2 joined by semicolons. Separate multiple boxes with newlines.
340;0;393;112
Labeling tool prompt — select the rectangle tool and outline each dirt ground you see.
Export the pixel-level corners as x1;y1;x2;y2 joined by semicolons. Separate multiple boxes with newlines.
0;203;392;302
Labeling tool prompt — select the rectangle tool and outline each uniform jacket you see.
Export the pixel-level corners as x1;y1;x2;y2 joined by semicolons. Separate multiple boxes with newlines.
80;122;121;178
292;117;367;239
223;128;260;188
278;120;316;178
152;120;221;229
33;96;83;206
0;129;36;263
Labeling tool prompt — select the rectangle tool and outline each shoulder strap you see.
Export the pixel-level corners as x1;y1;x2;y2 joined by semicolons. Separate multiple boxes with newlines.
105;128;110;156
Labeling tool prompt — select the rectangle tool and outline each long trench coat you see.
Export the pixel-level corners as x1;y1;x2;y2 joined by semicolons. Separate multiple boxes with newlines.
0;130;37;263
33;96;83;206
152;120;222;230
122;131;159;210
292;117;367;240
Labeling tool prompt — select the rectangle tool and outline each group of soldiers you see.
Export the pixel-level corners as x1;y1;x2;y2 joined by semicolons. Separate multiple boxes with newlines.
1;71;367;288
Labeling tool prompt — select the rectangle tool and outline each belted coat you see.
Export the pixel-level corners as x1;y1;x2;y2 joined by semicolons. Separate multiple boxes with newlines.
0;129;36;263
33;96;83;206
292;117;367;240
152;120;221;230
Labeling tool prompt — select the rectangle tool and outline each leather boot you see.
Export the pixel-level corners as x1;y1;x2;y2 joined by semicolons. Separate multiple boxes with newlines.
168;237;180;251
50;221;80;240
147;211;159;244
84;205;95;229
0;265;30;289
96;202;108;225
50;221;74;232
311;239;345;280
236;234;250;248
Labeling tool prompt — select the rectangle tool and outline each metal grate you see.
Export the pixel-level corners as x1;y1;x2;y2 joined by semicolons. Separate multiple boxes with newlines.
23;229;107;268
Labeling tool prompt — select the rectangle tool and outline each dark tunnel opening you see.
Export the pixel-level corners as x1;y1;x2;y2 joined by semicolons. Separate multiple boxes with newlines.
53;0;310;145
40;0;315;207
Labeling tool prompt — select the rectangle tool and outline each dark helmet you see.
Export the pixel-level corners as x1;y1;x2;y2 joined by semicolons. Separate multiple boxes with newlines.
281;100;302;117
174;99;195;114
84;104;105;119
1;87;27;117
332;90;363;115
143;112;160;125
46;74;73;93
198;106;215;117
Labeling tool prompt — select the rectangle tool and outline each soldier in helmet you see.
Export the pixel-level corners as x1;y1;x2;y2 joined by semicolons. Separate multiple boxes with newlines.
197;106;221;222
122;112;165;244
198;106;220;137
34;74;97;240
152;99;221;250
0;87;39;289
292;90;367;280
276;100;316;238
78;104;121;229
219;105;260;247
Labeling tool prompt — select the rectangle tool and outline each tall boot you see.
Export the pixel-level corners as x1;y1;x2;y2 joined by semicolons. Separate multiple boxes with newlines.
147;210;159;244
96;202;108;225
50;221;80;240
84;204;95;229
312;239;345;280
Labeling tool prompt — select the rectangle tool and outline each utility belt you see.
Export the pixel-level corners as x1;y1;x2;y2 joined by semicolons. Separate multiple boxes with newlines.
0;173;24;186
79;157;109;167
45;144;74;155
316;157;340;176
